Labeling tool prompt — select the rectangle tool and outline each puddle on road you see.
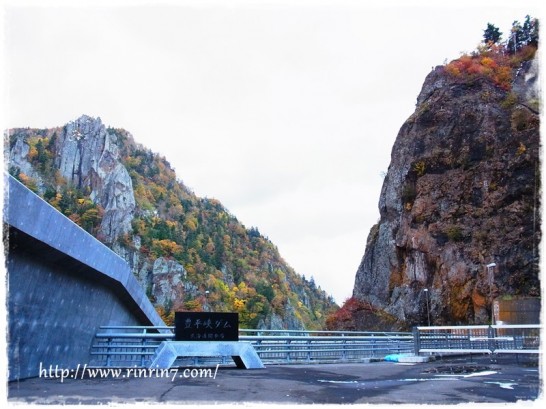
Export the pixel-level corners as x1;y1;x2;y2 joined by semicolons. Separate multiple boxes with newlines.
433;371;498;379
316;377;461;388
316;369;501;389
485;381;518;390
316;364;505;389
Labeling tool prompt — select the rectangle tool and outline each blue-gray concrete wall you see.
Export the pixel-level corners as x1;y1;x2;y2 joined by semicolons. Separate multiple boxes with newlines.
4;175;165;380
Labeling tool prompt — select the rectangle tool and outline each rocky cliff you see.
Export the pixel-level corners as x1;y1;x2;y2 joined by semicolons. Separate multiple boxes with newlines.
8;116;135;243
56;116;136;242
353;56;540;328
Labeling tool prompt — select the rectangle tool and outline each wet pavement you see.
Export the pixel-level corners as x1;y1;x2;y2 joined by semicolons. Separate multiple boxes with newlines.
7;355;542;405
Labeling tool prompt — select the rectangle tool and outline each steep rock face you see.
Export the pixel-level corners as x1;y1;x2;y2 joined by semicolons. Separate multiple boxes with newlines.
353;59;540;327
150;257;188;308
54;115;135;242
257;300;306;331
9;137;43;190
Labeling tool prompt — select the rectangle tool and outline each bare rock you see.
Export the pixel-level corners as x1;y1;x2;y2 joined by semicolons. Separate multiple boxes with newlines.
151;257;187;307
353;59;540;327
8;137;44;192
54;115;135;242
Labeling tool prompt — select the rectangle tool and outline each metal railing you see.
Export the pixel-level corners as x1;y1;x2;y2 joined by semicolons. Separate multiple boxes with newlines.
241;330;413;363
90;326;413;367
90;324;541;367
414;324;541;355
91;326;174;367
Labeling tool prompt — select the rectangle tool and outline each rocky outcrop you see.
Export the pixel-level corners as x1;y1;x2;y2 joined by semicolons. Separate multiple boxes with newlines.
54;115;135;242
353;58;540;328
257;299;306;331
8;137;45;193
150;257;188;308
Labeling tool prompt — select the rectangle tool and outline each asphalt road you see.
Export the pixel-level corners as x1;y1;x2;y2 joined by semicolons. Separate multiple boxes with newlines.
8;355;541;405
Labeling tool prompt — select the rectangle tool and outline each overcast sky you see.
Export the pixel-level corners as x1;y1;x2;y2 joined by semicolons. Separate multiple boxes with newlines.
1;0;541;303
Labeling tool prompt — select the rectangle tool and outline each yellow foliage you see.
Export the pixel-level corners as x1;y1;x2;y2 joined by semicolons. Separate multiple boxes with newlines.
152;239;183;257
184;217;198;231
183;300;202;312
480;56;496;68
445;63;461;77
48;193;62;210
18;173;38;192
233;298;246;311
156;306;175;325
27;146;38;161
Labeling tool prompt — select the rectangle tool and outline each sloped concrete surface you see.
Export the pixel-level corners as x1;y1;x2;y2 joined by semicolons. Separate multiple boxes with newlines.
5;175;164;380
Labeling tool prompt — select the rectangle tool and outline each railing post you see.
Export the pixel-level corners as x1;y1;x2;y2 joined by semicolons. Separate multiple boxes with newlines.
106;337;112;367
488;325;495;353
141;337;147;367
413;327;420;356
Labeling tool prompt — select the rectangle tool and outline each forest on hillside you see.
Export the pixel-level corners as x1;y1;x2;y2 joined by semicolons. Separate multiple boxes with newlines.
8;123;337;329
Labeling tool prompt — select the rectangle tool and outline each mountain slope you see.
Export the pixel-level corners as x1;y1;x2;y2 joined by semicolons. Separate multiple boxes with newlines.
7;116;337;329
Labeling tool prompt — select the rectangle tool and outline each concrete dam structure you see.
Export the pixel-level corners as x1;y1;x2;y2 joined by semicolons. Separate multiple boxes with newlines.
4;174;164;380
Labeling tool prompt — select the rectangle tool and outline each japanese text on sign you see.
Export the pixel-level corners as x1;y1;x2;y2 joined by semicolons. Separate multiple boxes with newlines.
174;312;239;341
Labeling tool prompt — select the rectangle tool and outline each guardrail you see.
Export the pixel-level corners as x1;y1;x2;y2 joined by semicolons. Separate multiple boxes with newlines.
90;324;540;367
414;324;541;355
91;326;413;367
245;334;413;363
91;326;173;367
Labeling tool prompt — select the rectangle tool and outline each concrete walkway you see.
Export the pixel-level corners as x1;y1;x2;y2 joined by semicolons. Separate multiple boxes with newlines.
8;356;541;405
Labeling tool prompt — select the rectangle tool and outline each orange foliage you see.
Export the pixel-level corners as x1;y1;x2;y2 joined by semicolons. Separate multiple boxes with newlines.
18;173;38;192
444;44;536;91
325;297;372;330
151;239;183;258
480;57;497;69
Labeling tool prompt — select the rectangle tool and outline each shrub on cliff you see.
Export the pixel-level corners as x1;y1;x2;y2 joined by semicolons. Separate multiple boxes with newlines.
444;16;538;91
